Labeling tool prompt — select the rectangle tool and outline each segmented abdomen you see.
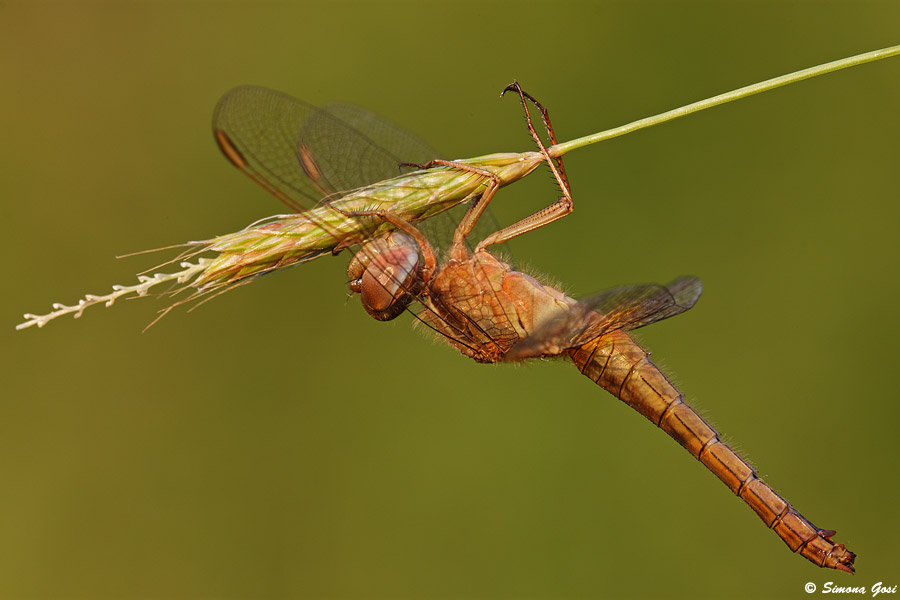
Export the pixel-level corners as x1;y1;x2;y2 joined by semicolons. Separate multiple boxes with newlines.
568;329;855;573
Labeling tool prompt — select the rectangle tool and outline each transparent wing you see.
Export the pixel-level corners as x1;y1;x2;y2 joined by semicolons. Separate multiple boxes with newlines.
577;276;703;337
212;85;504;256
319;103;503;255
212;85;437;211
306;102;437;192
510;276;703;357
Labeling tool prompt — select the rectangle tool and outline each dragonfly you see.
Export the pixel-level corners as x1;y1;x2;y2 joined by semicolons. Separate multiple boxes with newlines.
16;47;900;569
343;85;856;573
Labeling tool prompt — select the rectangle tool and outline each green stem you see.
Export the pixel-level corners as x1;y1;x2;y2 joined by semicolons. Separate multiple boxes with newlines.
549;44;900;158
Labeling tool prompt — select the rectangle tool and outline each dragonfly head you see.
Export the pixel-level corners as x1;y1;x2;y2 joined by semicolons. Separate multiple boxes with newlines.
348;231;422;322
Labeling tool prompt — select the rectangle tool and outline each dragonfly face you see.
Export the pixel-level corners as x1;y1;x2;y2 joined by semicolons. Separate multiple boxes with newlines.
347;231;422;322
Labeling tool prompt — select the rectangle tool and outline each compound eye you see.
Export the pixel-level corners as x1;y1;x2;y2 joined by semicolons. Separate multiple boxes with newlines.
359;244;420;321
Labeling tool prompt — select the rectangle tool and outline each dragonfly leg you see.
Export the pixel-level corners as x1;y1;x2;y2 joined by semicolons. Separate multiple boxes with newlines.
322;191;445;261
474;193;573;252
435;162;503;252
472;83;575;253
356;157;502;255
500;82;570;190
384;158;508;256
398;158;491;173
396;160;437;171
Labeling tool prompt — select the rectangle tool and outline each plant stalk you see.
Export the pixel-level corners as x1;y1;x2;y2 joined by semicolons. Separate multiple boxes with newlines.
549;44;900;158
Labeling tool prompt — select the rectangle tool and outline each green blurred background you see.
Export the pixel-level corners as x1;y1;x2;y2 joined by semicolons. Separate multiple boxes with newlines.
3;1;899;598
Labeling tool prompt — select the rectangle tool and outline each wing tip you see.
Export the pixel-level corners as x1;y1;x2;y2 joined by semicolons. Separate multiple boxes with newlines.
668;276;703;310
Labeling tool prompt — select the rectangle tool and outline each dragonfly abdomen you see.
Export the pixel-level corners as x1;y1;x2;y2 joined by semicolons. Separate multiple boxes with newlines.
569;330;856;573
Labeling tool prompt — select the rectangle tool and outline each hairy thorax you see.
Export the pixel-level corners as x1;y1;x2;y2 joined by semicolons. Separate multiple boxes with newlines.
422;249;579;363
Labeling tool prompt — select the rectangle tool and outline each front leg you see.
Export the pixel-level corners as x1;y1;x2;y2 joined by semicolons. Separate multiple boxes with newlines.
394;159;504;256
473;82;576;253
339;208;438;283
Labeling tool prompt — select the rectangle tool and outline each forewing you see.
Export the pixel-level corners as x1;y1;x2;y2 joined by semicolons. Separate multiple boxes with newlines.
213;86;504;257
308;102;438;189
213;86;438;212
311;103;465;254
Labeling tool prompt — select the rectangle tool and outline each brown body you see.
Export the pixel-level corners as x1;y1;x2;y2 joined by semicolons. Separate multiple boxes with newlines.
354;236;855;573
421;246;579;363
